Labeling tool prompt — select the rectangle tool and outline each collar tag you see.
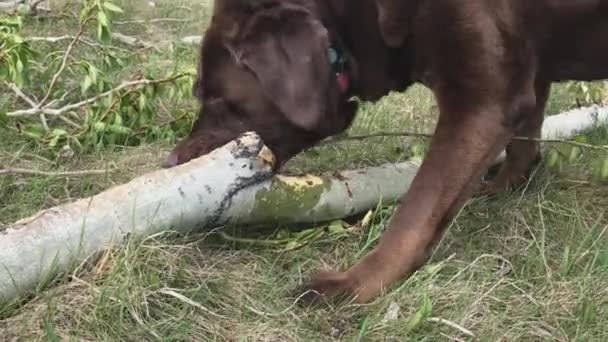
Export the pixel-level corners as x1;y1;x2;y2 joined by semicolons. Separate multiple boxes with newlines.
328;45;350;94
328;46;345;73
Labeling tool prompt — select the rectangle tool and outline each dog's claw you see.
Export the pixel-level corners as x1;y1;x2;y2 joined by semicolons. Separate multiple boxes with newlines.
296;271;357;307
477;180;503;196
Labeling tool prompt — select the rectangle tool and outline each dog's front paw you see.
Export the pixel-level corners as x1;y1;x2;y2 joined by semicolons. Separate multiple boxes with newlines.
296;271;358;307
477;179;505;196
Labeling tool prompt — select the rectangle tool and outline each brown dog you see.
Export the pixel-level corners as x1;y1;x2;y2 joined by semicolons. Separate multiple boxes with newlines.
166;0;608;304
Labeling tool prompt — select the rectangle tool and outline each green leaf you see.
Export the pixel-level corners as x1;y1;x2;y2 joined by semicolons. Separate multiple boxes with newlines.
591;157;608;183
107;124;132;135
97;23;111;43
93;122;107;132
560;246;571;276
22;125;46;140
81;75;93;94
88;65;98;84
602;157;608;180
406;294;433;331
51;129;68;136
103;2;124;13
138;93;147;111
97;11;109;27
13;35;24;44
568;146;582;163
15;57;24;73
49;135;62;147
574;135;588;143
546;149;560;170
0;111;8;126
113;113;123;126
96;24;103;42
410;142;428;157
327;220;348;236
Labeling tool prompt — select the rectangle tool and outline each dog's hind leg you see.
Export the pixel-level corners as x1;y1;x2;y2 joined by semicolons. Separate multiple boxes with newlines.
480;80;551;195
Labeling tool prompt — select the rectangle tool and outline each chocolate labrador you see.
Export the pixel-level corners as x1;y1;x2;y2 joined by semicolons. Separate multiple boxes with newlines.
166;0;608;304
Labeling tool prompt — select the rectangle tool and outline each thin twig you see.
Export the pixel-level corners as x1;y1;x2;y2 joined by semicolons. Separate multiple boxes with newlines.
27;33;163;52
155;288;227;319
520;137;608;152
27;0;47;14
439;333;466;342
243;291;323;317
321;131;608;152
110;32;154;49
27;35;102;48
38;19;90;107
57;114;82;129
9;83;50;131
320;131;433;145
27;35;135;54
114;18;190;25
0;167;115;177
427;317;475;337
7;83;37;107
574;223;608;264
27;35;76;43
7;73;191;117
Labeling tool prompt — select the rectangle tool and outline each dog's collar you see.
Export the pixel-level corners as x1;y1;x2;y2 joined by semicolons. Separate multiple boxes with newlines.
328;44;351;94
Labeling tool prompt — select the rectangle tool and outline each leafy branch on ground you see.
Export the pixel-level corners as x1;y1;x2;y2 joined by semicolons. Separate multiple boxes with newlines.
1;0;195;157
6;73;191;119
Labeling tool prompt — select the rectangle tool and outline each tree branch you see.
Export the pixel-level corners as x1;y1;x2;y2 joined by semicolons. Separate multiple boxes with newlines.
7;82;37;107
6;73;191;118
322;131;608;152
113;18;190;25
0;167;115;177
38;19;90;107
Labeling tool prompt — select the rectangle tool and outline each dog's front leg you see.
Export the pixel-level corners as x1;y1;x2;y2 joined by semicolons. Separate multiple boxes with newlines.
300;97;515;304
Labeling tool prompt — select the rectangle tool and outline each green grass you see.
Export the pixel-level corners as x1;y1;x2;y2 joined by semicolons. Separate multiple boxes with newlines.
1;1;608;340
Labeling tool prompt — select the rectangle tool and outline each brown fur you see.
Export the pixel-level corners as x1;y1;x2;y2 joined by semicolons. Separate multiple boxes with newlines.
166;0;608;304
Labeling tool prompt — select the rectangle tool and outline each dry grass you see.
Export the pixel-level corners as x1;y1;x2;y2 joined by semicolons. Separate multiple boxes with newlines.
1;1;608;341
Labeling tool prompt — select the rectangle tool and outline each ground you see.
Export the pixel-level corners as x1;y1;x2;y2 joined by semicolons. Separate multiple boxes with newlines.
1;1;608;341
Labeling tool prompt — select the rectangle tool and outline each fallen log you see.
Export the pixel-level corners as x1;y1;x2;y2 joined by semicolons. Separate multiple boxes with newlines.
0;132;421;302
1;104;607;302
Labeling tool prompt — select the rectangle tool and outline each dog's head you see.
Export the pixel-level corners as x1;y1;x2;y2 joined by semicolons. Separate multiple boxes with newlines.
165;0;359;168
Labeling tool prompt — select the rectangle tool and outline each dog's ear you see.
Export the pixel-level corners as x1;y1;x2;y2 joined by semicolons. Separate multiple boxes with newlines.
234;8;331;130
192;0;257;99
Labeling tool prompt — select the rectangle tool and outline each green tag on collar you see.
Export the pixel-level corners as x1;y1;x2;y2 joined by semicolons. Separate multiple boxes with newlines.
328;47;338;65
328;46;346;73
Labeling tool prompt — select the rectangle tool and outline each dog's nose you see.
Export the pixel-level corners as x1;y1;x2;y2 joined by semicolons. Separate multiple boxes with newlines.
162;152;179;168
